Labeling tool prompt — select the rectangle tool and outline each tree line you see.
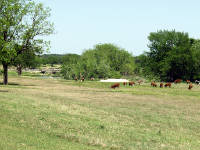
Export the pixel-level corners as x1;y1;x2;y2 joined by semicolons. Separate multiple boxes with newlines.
60;44;135;79
60;30;200;82
2;29;200;83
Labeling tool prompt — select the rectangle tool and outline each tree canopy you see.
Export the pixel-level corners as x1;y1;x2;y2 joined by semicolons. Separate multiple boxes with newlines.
136;30;200;81
61;43;135;80
0;0;54;84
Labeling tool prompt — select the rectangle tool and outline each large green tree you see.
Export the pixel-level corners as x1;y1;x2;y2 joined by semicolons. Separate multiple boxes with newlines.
189;40;200;80
146;30;198;81
0;0;53;84
61;43;135;79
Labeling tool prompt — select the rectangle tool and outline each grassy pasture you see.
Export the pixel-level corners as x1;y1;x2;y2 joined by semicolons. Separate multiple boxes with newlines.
0;76;200;150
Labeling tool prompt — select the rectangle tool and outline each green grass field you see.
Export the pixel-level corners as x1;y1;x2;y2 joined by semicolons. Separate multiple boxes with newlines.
0;76;200;150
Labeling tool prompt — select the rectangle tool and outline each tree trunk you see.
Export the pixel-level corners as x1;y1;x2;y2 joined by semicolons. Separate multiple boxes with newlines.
3;63;8;85
17;65;22;76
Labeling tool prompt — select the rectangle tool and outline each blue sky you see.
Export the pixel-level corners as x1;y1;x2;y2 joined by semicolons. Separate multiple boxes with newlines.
38;0;200;56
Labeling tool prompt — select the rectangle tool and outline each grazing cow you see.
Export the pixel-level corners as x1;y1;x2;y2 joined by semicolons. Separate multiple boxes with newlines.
186;80;190;84
81;77;85;82
40;70;46;74
195;80;200;85
165;82;171;88
123;82;127;86
52;71;57;74
111;83;120;89
129;81;135;86
90;77;95;81
138;80;143;85
151;81;157;87
188;83;193;90
160;83;164;88
174;79;182;84
74;77;78;81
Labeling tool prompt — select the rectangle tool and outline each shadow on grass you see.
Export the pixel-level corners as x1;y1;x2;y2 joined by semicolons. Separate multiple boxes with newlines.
0;90;9;92
79;89;126;93
0;82;36;86
0;82;19;86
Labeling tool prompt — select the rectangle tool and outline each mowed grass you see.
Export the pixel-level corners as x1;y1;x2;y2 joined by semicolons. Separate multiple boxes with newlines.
0;77;200;150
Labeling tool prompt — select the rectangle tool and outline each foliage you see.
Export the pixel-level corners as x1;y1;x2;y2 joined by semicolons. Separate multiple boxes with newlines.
190;40;200;79
61;43;135;80
62;54;80;63
14;52;42;69
41;54;65;65
137;30;200;81
12;45;43;75
0;0;54;84
60;54;81;79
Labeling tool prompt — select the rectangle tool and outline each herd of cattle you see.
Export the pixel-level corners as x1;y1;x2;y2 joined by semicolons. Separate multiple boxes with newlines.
110;79;200;90
73;77;200;90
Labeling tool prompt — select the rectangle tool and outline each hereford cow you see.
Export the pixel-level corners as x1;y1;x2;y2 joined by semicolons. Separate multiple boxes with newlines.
160;83;163;88
138;80;143;85
174;79;182;84
81;77;85;82
188;83;193;90
186;80;190;84
123;82;127;86
151;82;157;87
74;77;78;81
111;83;120;89
129;81;135;86
165;82;171;88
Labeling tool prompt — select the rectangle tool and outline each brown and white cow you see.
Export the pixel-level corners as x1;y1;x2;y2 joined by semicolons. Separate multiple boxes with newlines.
151;81;157;87
165;82;171;88
123;82;127;86
174;79;182;84
81;77;85;82
188;83;193;90
74;77;78;81
160;83;164;88
138;80;143;85
129;81;135;86
186;80;190;84
111;83;120;89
